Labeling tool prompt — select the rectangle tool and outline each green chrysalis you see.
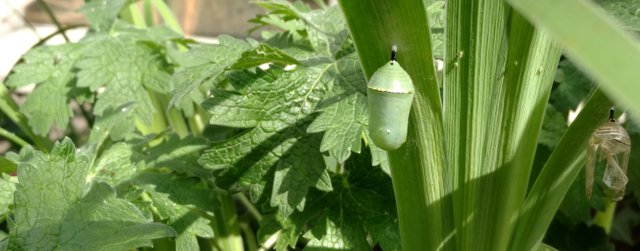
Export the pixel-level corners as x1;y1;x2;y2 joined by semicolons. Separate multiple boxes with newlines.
367;48;414;151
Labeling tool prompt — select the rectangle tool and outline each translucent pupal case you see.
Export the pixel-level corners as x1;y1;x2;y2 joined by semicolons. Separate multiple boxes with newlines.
586;121;631;201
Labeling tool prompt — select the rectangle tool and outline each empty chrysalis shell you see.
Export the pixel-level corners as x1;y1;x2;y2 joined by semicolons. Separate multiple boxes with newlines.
367;57;414;151
586;117;631;201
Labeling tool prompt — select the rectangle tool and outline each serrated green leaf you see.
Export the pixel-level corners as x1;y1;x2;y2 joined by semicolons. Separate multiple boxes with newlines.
262;32;316;61
79;0;128;32
133;171;219;215
8;138;174;250
0;174;17;221
257;151;398;251
303;6;349;58
142;134;210;177
303;216;369;251
132;172;216;251
170;35;252;108
307;93;366;163
271;132;332;216
230;44;301;69
202;66;331;130
87;102;136;145
90;142;141;186
5;44;84;135
76;35;173;125
199;66;332;205
550;59;596;114
257;213;300;251
538;105;568;149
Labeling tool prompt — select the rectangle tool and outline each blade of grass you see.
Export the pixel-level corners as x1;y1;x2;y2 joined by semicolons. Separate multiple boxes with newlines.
337;0;452;250
507;0;640;121
510;89;613;251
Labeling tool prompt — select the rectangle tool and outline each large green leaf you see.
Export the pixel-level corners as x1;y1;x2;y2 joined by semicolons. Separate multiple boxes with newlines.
6;139;175;250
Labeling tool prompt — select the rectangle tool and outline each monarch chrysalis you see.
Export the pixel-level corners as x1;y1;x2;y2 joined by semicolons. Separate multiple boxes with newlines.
367;48;414;151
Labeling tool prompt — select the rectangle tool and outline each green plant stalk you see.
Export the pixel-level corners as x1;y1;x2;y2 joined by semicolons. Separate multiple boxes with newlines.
152;0;184;34
120;1;146;29
594;201;617;234
507;0;640;121
337;0;452;250
35;0;70;42
237;193;262;222
444;0;517;249
212;193;244;251
510;89;613;250
0;127;29;148
488;13;562;251
143;0;155;27
155;94;190;138
0;84;51;151
239;223;258;251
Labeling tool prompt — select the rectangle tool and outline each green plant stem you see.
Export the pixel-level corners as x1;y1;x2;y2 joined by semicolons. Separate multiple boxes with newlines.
0;84;51;151
35;0;70;42
152;0;184;34
510;89;613;251
0;127;29;148
239;223;258;251
237;193;262;222
338;1;452;250
134;93;169;137
156;94;190;138
594;201;617;234
143;0;154;27
212;194;244;251
121;1;146;29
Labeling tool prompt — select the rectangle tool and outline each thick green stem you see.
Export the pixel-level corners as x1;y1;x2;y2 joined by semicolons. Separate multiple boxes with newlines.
237;193;262;222
143;0;155;26
120;2;146;29
338;1;452;250
156;94;190;138
152;0;184;34
594;201;616;234
212;194;244;251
